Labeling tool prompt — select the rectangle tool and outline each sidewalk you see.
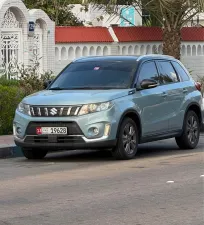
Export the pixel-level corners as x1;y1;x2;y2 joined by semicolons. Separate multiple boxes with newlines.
0;135;22;158
0;135;15;147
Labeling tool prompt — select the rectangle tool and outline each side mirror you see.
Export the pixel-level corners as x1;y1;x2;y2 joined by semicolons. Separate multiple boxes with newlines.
43;80;52;89
140;79;158;89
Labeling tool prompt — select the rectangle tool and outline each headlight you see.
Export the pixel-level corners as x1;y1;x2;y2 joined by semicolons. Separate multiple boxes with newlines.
17;102;31;116
78;101;113;116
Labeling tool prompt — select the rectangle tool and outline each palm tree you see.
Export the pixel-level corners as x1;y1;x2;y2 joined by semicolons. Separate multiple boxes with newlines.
86;0;204;59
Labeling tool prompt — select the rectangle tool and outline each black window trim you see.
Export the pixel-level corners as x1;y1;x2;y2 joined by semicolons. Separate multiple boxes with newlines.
155;59;180;86
134;60;161;88
171;60;190;82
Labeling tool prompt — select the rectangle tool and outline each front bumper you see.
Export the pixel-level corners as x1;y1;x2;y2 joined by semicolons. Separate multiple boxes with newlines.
13;107;119;150
14;137;117;150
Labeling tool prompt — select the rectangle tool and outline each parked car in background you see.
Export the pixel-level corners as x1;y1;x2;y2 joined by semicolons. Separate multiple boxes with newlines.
13;55;204;160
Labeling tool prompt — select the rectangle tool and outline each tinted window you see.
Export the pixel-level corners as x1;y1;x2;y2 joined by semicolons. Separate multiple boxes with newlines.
137;61;159;85
172;61;190;81
157;61;179;84
50;61;137;90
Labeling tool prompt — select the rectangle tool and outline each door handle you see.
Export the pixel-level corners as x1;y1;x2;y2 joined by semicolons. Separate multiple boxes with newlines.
183;88;188;93
162;92;168;97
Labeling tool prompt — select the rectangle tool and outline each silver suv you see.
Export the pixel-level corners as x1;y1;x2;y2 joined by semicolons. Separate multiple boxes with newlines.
13;55;204;160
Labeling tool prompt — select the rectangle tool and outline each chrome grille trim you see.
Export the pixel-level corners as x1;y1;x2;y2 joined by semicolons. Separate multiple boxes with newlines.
29;105;82;117
74;107;80;116
37;107;41;116
30;107;35;116
44;107;48;116
59;107;64;116
67;107;72;115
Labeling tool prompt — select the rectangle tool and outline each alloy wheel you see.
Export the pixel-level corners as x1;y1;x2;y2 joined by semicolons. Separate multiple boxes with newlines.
187;115;199;145
122;123;137;155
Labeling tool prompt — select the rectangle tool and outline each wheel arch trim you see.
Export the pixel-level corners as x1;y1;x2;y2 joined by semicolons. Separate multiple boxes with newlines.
116;109;142;141
184;102;202;125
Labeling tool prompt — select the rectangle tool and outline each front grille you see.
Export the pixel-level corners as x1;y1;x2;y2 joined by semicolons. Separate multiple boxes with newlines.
25;122;83;135
25;135;85;144
30;106;82;117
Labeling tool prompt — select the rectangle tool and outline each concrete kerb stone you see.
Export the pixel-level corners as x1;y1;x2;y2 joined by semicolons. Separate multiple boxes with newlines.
0;145;23;159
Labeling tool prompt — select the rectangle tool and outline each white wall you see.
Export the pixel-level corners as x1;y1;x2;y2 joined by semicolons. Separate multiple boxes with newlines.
180;42;204;80
55;41;204;80
55;43;111;74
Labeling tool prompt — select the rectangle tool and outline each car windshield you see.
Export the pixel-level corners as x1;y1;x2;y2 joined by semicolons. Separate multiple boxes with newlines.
49;61;137;90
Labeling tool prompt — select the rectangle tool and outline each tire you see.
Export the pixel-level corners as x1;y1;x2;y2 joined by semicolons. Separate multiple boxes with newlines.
22;148;48;160
112;117;138;160
175;110;200;149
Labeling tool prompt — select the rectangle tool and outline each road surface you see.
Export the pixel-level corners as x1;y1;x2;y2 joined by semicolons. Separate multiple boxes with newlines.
0;137;204;225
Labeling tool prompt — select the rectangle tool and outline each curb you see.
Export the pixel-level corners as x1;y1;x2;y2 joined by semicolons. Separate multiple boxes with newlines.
0;145;23;159
0;130;204;159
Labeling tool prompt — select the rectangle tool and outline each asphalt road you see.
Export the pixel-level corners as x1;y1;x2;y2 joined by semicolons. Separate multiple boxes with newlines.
0;136;204;225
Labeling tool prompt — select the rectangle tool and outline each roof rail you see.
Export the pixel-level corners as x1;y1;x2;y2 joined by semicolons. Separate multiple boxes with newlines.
72;55;103;62
136;54;175;61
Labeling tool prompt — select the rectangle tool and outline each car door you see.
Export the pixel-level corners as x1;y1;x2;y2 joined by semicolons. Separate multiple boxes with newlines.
156;60;185;132
134;60;169;137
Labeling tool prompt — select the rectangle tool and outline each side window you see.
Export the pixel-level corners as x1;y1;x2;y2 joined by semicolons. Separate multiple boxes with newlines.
157;61;179;84
137;61;159;86
171;61;190;81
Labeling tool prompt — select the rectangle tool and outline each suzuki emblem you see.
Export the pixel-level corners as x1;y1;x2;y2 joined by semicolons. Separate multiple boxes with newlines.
50;108;58;115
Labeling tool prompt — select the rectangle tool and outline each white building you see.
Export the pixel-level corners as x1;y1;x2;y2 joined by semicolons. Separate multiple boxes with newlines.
71;4;142;27
0;0;203;81
0;0;55;78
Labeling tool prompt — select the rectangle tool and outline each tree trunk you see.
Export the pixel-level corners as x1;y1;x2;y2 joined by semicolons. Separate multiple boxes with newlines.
162;27;181;60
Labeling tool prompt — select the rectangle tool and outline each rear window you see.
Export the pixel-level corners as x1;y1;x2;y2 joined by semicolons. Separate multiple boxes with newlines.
157;61;179;84
171;61;190;81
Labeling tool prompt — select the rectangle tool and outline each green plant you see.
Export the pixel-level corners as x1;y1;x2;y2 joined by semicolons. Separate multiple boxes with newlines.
0;55;55;135
0;85;25;135
13;53;55;95
0;76;19;87
24;0;84;26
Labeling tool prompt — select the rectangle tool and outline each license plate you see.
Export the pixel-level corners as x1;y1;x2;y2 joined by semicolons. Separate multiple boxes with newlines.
36;127;67;135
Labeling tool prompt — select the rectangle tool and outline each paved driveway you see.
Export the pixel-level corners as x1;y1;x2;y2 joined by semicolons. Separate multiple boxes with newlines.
0;136;203;225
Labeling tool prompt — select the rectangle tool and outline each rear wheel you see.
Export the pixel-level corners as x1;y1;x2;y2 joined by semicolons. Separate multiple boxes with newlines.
22;148;48;160
112;117;138;160
176;110;200;149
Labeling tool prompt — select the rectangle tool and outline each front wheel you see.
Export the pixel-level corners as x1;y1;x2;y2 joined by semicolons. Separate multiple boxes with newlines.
176;110;200;149
22;148;48;160
112;117;138;160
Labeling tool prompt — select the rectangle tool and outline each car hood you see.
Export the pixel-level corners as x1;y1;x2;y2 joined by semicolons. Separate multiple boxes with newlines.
23;89;131;105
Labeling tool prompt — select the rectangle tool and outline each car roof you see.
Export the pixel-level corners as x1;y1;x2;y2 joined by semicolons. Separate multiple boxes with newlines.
73;54;175;63
74;56;138;63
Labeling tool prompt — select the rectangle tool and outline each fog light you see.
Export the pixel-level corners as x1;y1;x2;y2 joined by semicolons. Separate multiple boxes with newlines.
93;128;99;135
16;127;22;134
104;124;111;137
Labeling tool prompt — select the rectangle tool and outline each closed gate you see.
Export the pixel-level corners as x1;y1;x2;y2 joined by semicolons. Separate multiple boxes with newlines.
0;9;22;79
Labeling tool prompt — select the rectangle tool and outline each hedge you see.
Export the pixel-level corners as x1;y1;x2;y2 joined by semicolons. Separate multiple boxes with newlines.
0;84;25;135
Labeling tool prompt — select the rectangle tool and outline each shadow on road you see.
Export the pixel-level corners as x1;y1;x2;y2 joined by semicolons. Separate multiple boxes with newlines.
24;139;203;163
